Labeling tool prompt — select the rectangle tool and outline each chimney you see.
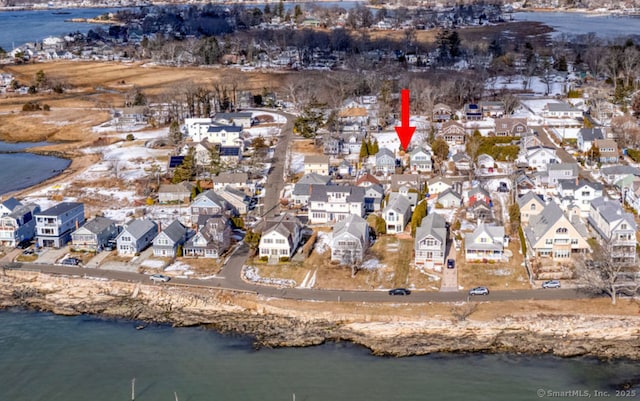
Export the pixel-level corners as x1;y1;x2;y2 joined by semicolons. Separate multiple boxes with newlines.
158;221;161;233
575;177;579;186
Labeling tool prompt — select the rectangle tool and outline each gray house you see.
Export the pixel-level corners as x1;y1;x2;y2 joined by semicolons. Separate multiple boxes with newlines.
71;216;118;252
375;148;396;173
183;215;232;258
330;214;370;264
158;181;194;204
292;173;332;206
0;203;40;247
587;197;637;265
414;213;447;268
437;188;463;208
547;163;579;186
363;184;384;213
35;202;85;248
116;219;159;256
152;220;189;258
190;190;229;223
0;197;22;217
383;194;412;234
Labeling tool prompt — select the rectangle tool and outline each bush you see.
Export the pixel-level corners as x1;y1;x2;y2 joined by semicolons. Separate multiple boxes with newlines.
126;133;135;141
279;257;290;262
628;149;640;163
260;256;268;262
43;104;50;111
22;101;41;111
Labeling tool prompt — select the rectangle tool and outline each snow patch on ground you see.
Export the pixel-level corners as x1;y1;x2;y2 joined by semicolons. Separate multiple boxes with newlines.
290;152;305;174
361;258;385;270
141;259;166;269
243;265;296;287
315;231;331;254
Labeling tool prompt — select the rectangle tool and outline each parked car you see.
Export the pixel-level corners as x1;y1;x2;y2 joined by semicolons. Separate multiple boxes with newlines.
469;286;489;296
497;182;509;192
16;240;32;249
542;280;561;289
61;257;81;266
22;249;34;255
388;288;411;296
447;259;455;269
150;274;170;283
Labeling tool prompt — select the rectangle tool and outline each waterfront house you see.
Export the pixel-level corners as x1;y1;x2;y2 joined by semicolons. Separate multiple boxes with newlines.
414;213;447;268
158;181;194;204
152;220;189;258
464;222;506;262
0;197;22;217
183;215;232;259
258;213;303;262
330;214;370;264
0;203;40;247
587;197;637;265
523;201;590;261
70;216;118;252
382;194;412;234
116;219;158;256
35;202;85;248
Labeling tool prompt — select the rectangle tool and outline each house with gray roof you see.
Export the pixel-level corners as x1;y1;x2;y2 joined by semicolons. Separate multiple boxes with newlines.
523;201;590;261
577;127;605;153
517;192;546;225
363;184;384;213
543;102;583;119
183;215;231;259
557;179;603;216
216;186;250;215
382;194;412;234
0;203;40;247
414;213;447;268
409;146;433;173
258;213;302;262
35;202;85;248
213;112;253;128
547;163;579;187
525;146;559;171
292;173;332;206
71;216;118;252
190;190;230;223
211;172;249;191
330;214;370;264
600;165;640;186
158;181;194;204
0;197;22;217
587;197;637;265
304;155;330;176
437;188;462;208
465;222;506;262
153;220;189;257
375;148;396;173
308;185;365;224
452;152;472;172
116;219;158;256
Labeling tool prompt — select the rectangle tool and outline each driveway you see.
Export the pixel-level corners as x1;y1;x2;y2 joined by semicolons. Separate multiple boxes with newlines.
441;243;459;292
85;250;113;268
33;246;70;265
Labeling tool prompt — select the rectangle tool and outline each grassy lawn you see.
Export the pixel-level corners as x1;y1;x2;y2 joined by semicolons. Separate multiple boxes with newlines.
181;258;224;275
457;240;529;290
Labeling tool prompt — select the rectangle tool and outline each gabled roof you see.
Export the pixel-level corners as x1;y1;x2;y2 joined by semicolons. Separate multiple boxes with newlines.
159;220;188;242
212;172;248;185
525;202;568;243
298;173;332;185
452;152;471;162
548;163;579;175
547;102;581;112
304;155;330;164
309;185;365;203
214;112;252;120
122;219;158;240
193;190;227;207
263;213;301;246
356;173;381;187
465;222;505;251
578;127;604;142
468;186;491;200
78;216;116;235
159;181;194;194
437;188;462;202
384;193;411;215
517;191;545;209
557;179;603;192
526;145;556;155
338;107;368;118
376;148;395;160
590;197;636;229
415;213;447;247
333;214;368;243
410;146;432;157
600;165;640;176
1;197;22;212
8;203;39;219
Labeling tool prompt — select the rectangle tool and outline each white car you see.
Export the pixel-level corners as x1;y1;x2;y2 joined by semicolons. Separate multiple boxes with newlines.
542;280;560;289
150;274;170;283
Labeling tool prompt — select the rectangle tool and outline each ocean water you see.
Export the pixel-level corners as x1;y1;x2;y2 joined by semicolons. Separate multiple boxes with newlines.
0;309;638;401
512;11;640;39
0;141;70;195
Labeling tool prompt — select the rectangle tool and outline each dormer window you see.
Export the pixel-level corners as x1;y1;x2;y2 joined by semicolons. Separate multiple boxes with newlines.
531;204;536;210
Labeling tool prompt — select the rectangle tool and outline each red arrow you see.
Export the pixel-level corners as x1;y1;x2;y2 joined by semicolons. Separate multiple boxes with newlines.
395;88;415;151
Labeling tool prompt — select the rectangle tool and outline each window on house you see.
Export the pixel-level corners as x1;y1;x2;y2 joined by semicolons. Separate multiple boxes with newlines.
545;239;553;245
556;227;568;234
531;204;536;210
621;224;627;230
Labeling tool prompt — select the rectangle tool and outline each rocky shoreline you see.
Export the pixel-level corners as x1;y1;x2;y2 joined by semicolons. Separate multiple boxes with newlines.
2;270;639;360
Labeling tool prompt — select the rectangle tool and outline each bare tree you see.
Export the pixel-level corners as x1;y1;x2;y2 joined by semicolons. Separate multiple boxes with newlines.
621;46;640;89
501;93;520;116
575;245;638;305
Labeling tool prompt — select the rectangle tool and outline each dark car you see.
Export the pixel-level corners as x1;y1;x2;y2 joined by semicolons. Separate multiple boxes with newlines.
388;288;411;296
447;259;455;269
469;286;490;296
16;241;32;249
61;257;81;266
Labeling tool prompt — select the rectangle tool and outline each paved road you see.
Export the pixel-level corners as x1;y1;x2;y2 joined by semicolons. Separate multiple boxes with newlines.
5;258;593;303
261;110;294;219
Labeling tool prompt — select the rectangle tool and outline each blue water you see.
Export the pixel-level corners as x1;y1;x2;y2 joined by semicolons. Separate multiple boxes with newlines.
0;141;70;195
0;7;125;51
0;309;638;401
513;11;640;39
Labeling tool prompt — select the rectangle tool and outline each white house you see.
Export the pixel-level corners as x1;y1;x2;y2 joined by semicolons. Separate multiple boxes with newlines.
587;197;637;265
382;194;412;234
414;213;447;269
330;214;370;264
525;146;559;171
258;214;303;262
464;222;506;262
308;185;365;224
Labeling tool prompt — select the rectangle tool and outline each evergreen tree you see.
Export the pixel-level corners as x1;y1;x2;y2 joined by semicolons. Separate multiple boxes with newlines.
431;138;449;161
169;120;182;144
371;140;379;154
359;141;368;160
410;199;428;237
